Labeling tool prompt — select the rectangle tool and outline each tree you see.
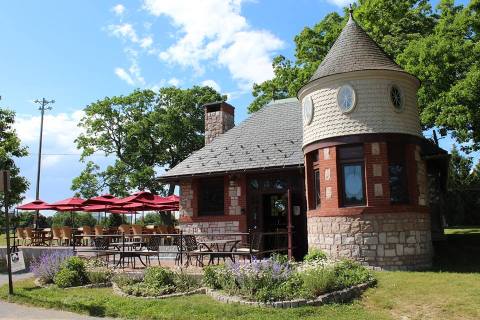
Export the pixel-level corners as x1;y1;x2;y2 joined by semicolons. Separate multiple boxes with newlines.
0;108;29;217
249;0;480;153
73;86;226;197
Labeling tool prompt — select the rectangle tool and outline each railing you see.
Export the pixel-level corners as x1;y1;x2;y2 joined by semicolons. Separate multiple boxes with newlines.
72;230;293;268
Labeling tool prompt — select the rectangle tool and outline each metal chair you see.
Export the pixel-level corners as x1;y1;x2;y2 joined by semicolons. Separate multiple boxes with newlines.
139;236;162;266
235;232;262;262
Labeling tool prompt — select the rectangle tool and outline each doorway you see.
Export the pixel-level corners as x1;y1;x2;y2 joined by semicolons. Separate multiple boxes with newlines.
262;193;288;253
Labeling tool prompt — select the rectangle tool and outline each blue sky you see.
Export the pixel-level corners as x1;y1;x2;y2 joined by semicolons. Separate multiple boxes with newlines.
0;0;476;208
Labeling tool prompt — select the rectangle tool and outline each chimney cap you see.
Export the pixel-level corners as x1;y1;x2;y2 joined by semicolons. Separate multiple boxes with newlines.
202;101;227;108
203;101;235;114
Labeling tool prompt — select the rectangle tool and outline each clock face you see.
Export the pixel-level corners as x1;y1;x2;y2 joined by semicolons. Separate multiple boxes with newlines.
337;85;356;113
303;96;314;125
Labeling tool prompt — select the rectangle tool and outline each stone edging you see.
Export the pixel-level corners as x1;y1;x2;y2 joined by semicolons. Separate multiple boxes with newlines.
112;282;206;300
206;280;376;308
34;278;111;289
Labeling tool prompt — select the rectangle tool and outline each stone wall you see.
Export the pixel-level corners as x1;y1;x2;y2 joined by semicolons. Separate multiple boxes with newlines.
205;110;234;144
307;212;432;270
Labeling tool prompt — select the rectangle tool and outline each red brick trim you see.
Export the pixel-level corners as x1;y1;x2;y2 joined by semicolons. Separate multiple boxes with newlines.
307;205;429;217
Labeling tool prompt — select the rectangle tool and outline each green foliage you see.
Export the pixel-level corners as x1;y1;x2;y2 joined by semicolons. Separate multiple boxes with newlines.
0;108;29;222
304;248;328;262
51;211;96;228
332;260;375;289
172;271;201;292
14;212;51;228
299;267;336;299
202;265;226;289
112;273;142;287
54;268;83;288
87;269;113;285
143;212;175;226
106;213;126;228
73;86;226;197
444;145;480;225
143;266;175;287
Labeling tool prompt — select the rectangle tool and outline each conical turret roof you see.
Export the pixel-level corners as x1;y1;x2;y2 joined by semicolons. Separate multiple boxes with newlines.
309;12;407;82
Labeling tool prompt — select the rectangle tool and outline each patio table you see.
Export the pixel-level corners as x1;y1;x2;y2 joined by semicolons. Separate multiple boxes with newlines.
198;239;240;265
113;240;148;268
32;230;51;246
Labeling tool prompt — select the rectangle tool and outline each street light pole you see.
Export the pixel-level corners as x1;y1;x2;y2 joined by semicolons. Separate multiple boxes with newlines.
33;98;54;227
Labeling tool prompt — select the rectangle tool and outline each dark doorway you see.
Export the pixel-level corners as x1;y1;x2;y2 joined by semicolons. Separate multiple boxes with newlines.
246;170;308;260
262;194;288;253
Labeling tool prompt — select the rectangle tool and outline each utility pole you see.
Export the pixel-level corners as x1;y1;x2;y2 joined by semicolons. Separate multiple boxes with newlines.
33;98;54;228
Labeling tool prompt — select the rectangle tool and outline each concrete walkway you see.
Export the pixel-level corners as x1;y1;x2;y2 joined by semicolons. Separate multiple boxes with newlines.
0;273;114;320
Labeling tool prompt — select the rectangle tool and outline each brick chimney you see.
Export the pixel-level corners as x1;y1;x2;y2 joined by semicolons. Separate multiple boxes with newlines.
204;101;235;144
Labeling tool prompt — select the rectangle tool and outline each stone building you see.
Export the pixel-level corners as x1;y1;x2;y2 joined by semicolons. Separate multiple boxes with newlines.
159;11;448;269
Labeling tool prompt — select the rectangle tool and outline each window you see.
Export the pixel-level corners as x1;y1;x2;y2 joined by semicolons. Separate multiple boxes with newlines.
390;85;404;111
313;170;321;208
388;143;409;204
339;145;365;206
337;84;357;113
198;178;224;216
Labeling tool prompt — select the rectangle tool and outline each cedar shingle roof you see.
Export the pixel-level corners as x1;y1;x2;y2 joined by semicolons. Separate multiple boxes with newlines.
309;14;408;82
159;98;303;179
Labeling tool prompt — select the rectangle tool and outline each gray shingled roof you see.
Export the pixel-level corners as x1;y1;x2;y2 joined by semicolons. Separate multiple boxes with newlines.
160;98;303;179
310;14;407;82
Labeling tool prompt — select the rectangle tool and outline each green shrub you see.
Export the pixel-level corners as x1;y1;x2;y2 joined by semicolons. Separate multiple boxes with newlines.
112;273;143;288
174;271;201;292
60;256;87;284
121;282;175;297
54;268;83;288
333;260;375;289
299;267;336;299
202;265;224;289
143;266;175;287
304;249;327;263
87;268;113;285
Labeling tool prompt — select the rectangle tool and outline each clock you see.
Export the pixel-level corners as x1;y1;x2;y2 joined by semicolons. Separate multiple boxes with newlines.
337;84;356;113
303;96;314;125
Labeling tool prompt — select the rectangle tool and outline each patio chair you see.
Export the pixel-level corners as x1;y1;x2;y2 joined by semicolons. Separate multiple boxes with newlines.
156;226;170;245
15;228;25;246
94;225;104;236
24;227;34;246
82;226;93;246
51;227;62;246
139;236;162;266
61;226;73;246
92;236;114;264
235;232;262;262
174;235;209;267
118;224;131;237
131;224;143;242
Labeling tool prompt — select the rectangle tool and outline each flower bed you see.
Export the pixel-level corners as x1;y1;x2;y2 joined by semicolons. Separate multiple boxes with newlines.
31;253;113;288
202;251;376;304
111;267;202;298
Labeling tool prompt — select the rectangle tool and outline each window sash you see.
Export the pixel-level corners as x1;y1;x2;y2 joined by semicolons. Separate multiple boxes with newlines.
341;162;366;206
198;179;224;216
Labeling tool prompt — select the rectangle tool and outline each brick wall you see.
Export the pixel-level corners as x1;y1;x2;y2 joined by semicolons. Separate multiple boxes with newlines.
307;212;432;270
178;175;247;234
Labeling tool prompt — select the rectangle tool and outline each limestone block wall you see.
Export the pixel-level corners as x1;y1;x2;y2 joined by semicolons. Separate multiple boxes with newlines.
307;212;432;270
301;72;423;148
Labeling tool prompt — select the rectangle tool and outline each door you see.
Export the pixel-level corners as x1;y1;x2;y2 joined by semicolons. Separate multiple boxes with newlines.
262;193;288;253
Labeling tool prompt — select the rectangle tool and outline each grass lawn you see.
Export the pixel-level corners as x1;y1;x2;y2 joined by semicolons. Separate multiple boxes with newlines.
444;226;480;235
1;271;479;320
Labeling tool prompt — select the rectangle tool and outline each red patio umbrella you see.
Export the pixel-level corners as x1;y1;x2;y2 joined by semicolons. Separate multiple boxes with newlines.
83;194;120;223
17;200;52;211
115;191;154;204
50;197;85;228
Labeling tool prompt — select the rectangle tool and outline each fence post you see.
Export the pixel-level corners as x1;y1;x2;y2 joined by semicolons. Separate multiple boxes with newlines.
179;230;183;267
72;233;76;254
122;232;125;269
248;228;252;263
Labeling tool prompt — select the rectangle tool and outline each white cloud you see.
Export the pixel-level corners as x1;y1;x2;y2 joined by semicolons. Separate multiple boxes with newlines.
325;0;351;7
142;0;284;89
168;77;180;86
201;79;221;92
112;4;126;16
15;110;85;158
115;67;135;85
107;23;153;49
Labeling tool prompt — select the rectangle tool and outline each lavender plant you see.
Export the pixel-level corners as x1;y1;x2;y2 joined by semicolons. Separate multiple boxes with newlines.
30;250;73;284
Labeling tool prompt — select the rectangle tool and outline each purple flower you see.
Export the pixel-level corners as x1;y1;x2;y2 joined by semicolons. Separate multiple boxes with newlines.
30;250;73;284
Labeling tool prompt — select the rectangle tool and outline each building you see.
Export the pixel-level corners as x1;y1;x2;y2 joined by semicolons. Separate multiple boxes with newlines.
159;11;448;269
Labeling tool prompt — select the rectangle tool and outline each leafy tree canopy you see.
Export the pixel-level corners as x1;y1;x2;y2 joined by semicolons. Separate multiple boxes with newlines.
73;86;226;197
0;108;29;210
249;0;480;152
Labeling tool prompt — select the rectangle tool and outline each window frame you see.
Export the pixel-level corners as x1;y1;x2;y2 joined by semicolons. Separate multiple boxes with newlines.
388;143;409;204
197;177;225;216
338;145;366;207
313;169;321;209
